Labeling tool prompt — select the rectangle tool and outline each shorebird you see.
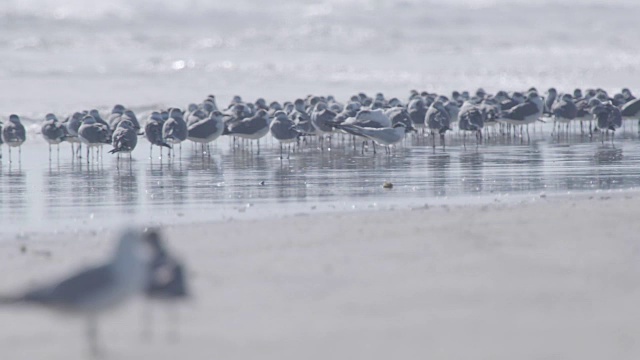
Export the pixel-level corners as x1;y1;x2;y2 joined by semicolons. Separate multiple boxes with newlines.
551;94;578;135
162;108;188;157
458;102;484;147
187;110;225;155
290;99;315;136
63;112;84;159
2;114;27;163
78;115;111;162
41;113;68;161
407;97;428;131
109;119;138;160
223;109;270;154
141;228;189;339
425;100;452;148
107;104;125;129
590;98;622;142
269;110;301;159
145;112;171;159
343;109;392;129
498;92;543;139
0;229;153;356
330;122;411;154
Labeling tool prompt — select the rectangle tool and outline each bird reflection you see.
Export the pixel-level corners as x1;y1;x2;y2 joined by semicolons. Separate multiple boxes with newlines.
459;151;484;193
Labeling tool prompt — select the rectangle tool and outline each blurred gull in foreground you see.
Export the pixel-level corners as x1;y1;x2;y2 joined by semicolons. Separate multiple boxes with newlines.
0;229;153;356
142;228;189;339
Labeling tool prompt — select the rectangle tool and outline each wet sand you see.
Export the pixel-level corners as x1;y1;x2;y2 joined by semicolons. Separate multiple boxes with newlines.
0;190;639;359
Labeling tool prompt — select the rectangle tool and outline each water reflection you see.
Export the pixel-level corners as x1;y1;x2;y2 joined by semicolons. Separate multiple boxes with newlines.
1;129;640;234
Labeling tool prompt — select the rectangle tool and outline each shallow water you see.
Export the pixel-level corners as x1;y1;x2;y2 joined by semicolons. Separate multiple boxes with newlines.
1;124;638;236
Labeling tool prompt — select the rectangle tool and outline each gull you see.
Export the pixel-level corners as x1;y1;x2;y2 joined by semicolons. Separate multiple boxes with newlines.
620;97;640;122
2;114;27;163
310;103;337;150
223;109;270;154
544;88;558;115
498;92;543;139
290;99;315;136
145;112;171;159
458;102;484;147
121;110;141;133
141;228;189;339
407;97;428;130
78;115;111;163
0;229;153;356
551;94;578;135
425;100;451;148
590;98;622;142
330;122;410;154
187;110;225;155
63;112;84;158
41;113;68;161
269;110;301;159
385;107;415;130
343;109;392;128
109;119;138;160
107;104;125;129
162;108;188;157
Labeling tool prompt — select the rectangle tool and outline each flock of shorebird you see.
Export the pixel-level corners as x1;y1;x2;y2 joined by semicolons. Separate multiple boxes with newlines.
1;87;639;162
1;228;187;356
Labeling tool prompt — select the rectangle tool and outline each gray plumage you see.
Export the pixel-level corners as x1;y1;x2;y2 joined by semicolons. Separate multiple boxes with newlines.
458;103;484;132
41;114;68;144
0;229;152;355
78;115;111;146
145;112;171;149
224;109;270;139
425;101;451;134
109;120;138;154
187;110;224;143
310;104;337;134
162;109;188;145
2;114;26;147
270;111;300;143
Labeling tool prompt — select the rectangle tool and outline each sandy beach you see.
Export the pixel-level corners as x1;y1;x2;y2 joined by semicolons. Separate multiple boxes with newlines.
1;190;639;359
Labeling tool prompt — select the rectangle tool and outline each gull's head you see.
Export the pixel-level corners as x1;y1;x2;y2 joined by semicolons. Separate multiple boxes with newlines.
118;119;134;130
588;98;602;108
149;112;163;122
9;114;20;124
573;88;583;98
113;228;154;273
561;93;573;102
82;115;96;124
273;110;289;121
294;99;305;111
622;88;633;98
169;108;183;119
89;109;101;119
45;113;58;121
255;98;267;107
112;104;125;114
547;88;557;96
142;227;165;255
269;102;283;111
475;88;486;98
123;110;136;120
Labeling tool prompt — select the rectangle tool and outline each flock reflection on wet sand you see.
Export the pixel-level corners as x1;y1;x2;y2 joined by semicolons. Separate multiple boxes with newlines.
0;128;637;235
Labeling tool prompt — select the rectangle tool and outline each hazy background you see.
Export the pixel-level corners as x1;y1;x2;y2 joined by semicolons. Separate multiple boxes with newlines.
1;0;639;116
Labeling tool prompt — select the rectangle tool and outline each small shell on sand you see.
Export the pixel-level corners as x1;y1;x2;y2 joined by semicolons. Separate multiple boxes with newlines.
382;182;393;189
